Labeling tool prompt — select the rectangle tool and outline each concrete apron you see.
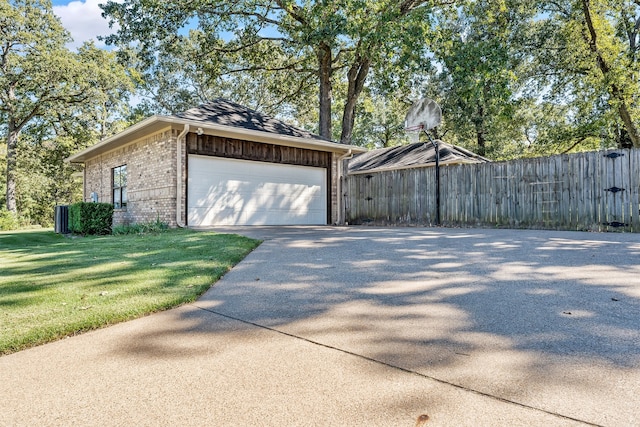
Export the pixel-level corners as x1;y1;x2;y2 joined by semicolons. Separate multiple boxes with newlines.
2;226;639;426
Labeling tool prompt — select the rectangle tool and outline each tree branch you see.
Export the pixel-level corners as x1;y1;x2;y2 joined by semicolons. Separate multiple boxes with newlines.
208;36;288;54
273;0;308;26
228;64;314;74
265;76;315;111
581;0;610;74
561;136;588;154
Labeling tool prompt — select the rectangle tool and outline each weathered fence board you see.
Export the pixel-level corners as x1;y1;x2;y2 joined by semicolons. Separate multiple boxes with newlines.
631;150;640;231
345;148;640;232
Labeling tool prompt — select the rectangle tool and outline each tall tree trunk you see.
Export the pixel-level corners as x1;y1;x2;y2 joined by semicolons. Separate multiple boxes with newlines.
475;104;486;157
317;43;333;140
581;0;640;147
340;55;370;144
615;94;640;148
476;129;486;157
4;83;39;214
5;121;18;213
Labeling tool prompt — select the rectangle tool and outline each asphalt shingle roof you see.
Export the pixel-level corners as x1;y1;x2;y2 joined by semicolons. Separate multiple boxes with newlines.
348;141;490;174
173;98;328;141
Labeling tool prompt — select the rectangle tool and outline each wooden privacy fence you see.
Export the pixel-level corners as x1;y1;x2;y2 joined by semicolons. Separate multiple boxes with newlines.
344;148;640;232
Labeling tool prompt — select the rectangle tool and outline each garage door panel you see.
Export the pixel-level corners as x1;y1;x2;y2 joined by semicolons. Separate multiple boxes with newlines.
188;155;327;226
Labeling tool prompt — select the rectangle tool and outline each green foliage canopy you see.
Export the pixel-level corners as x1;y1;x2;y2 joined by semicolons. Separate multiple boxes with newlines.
528;0;640;150
101;0;440;143
0;0;134;225
426;0;533;158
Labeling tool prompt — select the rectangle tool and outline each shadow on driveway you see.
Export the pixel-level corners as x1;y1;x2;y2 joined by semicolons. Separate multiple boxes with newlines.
3;226;638;426
187;226;640;426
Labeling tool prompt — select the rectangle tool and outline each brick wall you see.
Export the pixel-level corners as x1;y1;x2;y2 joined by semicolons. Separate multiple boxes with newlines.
83;129;182;227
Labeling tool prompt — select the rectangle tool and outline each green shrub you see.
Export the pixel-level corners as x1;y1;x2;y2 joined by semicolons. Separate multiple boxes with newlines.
0;208;19;231
68;202;113;235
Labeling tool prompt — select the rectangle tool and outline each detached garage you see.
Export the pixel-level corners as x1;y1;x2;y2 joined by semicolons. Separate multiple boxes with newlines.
66;99;366;228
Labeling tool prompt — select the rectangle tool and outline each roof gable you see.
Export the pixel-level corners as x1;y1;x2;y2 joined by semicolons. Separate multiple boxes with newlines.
66;100;366;163
173;99;327;141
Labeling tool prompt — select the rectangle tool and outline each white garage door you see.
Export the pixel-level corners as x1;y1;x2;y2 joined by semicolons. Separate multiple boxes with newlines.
188;155;327;226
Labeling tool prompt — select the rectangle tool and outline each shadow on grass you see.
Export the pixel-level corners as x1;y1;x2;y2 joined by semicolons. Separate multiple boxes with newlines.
0;229;260;353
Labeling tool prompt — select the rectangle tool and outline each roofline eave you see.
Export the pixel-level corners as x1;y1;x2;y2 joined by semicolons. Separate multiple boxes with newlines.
65;115;165;163
347;158;485;175
66;116;366;164
176;117;367;154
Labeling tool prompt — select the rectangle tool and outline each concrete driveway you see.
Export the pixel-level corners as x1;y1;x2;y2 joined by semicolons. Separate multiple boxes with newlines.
2;227;639;426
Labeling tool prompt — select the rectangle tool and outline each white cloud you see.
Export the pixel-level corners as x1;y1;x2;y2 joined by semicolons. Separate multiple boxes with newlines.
53;0;119;49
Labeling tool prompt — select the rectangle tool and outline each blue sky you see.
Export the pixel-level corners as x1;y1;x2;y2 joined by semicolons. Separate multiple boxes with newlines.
51;0;117;48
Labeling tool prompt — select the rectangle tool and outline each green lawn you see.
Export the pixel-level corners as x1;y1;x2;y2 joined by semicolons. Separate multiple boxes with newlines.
0;229;260;355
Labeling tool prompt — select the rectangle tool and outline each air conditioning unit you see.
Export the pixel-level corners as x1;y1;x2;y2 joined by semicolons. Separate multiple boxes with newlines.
54;205;69;234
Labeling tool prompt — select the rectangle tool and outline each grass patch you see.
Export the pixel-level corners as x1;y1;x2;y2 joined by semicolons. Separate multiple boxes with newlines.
112;218;170;235
0;228;260;355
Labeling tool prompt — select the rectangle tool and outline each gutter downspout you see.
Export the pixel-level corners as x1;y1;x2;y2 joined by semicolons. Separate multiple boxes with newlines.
176;124;189;228
336;149;353;225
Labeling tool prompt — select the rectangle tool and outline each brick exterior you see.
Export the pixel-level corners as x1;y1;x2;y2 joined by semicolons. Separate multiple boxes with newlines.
82;128;343;227
83;129;181;227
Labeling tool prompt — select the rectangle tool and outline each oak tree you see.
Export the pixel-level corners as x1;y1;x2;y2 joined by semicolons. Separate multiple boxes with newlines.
534;0;640;149
102;0;443;143
0;0;133;215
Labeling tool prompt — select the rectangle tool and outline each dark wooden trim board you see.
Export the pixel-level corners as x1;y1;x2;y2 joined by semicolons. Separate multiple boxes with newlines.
186;133;331;168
